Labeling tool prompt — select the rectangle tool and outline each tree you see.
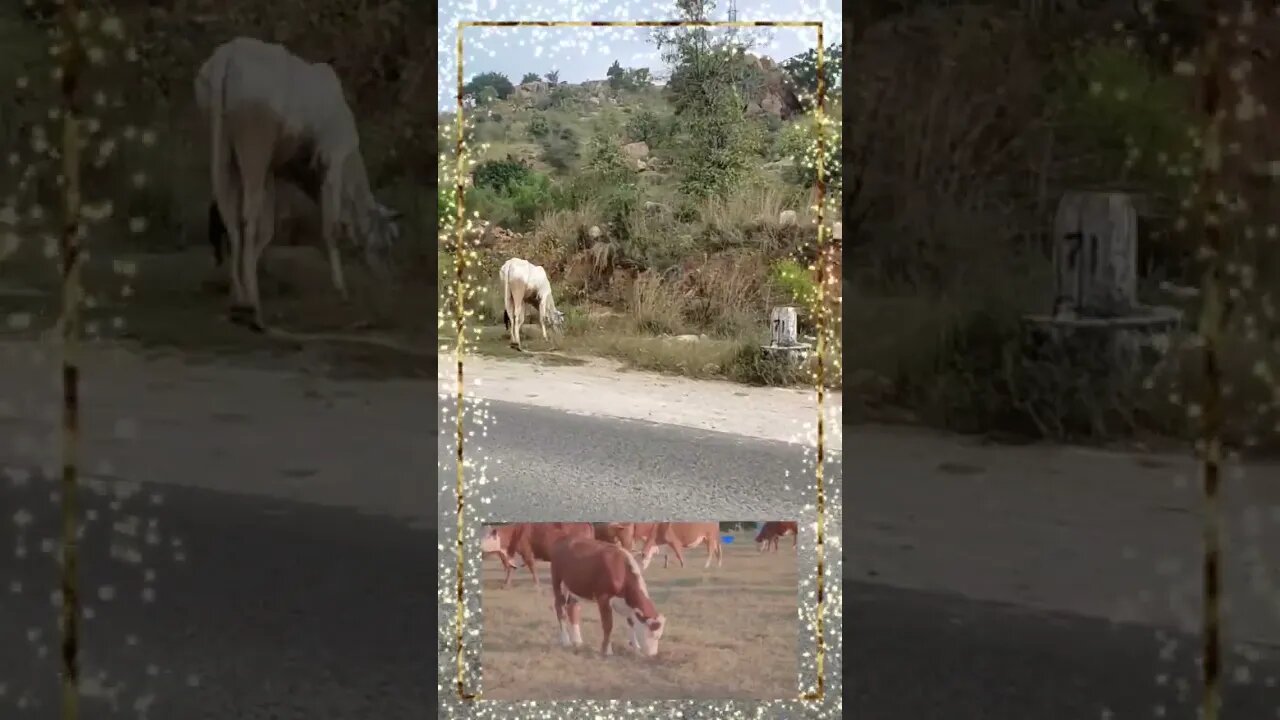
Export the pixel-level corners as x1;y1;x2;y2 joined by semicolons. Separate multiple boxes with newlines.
606;60;625;86
652;0;759;197
606;61;652;91
545;69;560;85
520;72;541;84
780;42;843;107
462;71;515;102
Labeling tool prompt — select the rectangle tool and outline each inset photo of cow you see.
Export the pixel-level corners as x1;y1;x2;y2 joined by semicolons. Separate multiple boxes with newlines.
478;521;800;701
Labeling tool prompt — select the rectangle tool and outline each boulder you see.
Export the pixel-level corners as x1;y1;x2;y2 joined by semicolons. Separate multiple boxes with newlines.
621;142;650;160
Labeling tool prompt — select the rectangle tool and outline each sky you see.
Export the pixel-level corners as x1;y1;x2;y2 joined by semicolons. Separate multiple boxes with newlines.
437;0;843;112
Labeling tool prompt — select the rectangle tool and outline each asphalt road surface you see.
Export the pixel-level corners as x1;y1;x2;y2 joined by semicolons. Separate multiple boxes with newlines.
5;470;1274;720
0;472;433;719
851;581;1280;719
440;398;837;522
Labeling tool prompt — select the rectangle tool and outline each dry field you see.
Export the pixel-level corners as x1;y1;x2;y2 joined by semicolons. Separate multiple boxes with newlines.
479;533;800;701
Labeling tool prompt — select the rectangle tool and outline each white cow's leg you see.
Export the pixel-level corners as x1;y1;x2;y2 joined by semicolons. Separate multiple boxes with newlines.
557;615;572;647
566;596;584;647
504;286;518;347
243;179;277;331
554;584;573;647
610;597;635;653
513;300;524;350
321;172;348;301
215;180;245;311
228;108;278;330
210;118;245;312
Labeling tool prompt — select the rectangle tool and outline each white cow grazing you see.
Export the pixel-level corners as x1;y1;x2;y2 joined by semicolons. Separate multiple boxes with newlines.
499;258;565;350
194;37;400;331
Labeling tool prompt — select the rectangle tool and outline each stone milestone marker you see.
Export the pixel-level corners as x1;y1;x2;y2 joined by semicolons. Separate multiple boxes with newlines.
1052;191;1138;318
769;306;799;347
761;305;808;367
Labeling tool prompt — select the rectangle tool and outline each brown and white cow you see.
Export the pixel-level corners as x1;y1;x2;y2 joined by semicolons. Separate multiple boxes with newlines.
481;522;593;588
480;524;519;583
593;522;658;552
755;521;798;552
637;522;723;571
549;536;666;656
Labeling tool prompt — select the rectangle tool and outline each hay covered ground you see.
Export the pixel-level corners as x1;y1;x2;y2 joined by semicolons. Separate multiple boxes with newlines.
479;532;800;701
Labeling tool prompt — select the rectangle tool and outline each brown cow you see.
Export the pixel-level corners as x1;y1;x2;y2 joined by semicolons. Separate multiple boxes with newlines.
480;524;519;584
594;522;657;552
549;536;667;656
480;522;593;588
755;521;798;552
593;522;630;546
637;522;723;571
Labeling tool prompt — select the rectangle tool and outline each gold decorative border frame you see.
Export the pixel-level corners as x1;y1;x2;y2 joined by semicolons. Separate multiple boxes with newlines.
439;18;839;718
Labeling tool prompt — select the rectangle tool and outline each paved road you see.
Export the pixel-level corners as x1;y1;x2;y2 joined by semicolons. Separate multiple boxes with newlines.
850;425;1280;646
850;581;1280;719
0;474;433;718
440;398;836;523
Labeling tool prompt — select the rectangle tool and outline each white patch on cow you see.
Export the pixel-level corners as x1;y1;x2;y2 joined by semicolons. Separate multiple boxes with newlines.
631;608;665;657
479;528;502;554
609;595;639;650
569;622;583;647
619;549;649;597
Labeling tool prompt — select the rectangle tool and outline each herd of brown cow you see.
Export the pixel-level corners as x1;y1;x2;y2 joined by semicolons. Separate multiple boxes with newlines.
479;520;798;657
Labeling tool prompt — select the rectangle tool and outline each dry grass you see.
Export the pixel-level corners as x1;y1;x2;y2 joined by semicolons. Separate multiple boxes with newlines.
0;241;434;379
479;535;799;701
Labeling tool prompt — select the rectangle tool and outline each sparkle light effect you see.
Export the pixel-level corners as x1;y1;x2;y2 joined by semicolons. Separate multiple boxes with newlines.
437;5;843;719
2;4;192;716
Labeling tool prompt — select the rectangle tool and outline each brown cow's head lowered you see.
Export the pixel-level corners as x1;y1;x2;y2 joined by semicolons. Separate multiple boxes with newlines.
620;608;666;657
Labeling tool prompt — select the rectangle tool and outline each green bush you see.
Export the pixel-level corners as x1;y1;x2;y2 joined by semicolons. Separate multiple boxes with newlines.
506;173;558;230
771;259;818;310
1053;42;1195;193
527;114;550;138
779;115;841;190
520;72;541;84
464;71;515;102
626;108;664;144
466;158;560;232
473;157;535;193
539;128;580;171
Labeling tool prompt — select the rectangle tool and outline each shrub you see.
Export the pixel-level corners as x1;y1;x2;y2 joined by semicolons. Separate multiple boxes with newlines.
473;157;535;193
527;114;550;138
771;259;818;311
626;108;664;144
538;124;579;171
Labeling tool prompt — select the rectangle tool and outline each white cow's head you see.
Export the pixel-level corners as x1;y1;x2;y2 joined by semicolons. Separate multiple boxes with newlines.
479;527;503;555
361;202;400;276
626;610;665;657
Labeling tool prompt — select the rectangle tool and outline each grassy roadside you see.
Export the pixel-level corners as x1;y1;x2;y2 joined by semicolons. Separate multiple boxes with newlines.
439;249;841;388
